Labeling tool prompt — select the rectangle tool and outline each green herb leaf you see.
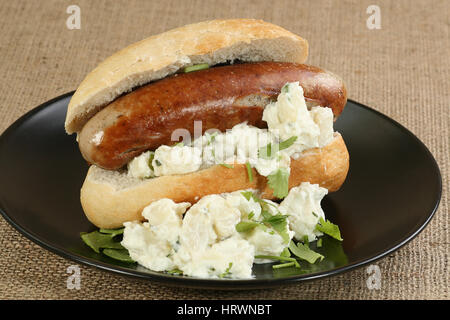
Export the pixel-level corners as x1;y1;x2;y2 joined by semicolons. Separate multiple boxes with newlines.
183;63;210;73
267;168;290;199
241;191;253;201
258;136;297;159
80;231;125;253
272;262;296;269
281;83;290;93
280;247;291;257
278;136;298;151
317;238;323;248
289;241;324;264
242;193;285;236
245;162;253;182
315;217;343;241
235;221;261;233
219;262;233;278
258;142;273;159
257;224;269;232
99;227;124;238
263;214;290;244
255;255;300;268
206;132;218;145
209;132;217;142
220;163;234;169
243;191;274;209
154;159;162;166
102;248;135;263
167;268;183;275
247;211;255;220
260;202;273;220
255;255;295;263
148;152;155;171
302;235;309;247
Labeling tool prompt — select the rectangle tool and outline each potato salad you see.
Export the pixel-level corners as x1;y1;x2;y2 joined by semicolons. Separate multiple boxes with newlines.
121;182;329;279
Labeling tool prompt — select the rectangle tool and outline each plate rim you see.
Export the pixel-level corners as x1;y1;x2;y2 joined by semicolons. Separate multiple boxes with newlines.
0;92;442;289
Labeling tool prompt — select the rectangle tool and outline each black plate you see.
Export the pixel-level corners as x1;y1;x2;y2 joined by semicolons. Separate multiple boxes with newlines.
0;92;442;289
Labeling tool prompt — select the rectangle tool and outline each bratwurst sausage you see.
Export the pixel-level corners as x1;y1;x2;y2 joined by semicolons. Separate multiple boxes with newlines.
78;62;347;170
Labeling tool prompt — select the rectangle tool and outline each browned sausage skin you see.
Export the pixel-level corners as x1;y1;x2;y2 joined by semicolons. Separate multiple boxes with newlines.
78;62;347;170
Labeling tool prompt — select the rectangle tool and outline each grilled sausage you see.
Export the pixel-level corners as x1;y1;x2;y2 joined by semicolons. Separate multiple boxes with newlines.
78;62;347;170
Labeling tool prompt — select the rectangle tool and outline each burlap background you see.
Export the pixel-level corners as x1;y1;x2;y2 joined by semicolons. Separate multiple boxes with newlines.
0;0;448;300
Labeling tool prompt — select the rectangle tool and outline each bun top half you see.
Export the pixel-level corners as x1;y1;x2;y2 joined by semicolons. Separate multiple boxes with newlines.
65;19;309;134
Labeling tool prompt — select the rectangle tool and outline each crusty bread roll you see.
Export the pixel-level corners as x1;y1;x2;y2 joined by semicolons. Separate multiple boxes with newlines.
68;19;349;229
65;19;308;134
81;133;349;229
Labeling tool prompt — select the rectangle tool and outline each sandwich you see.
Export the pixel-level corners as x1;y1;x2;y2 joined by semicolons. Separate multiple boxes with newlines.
67;19;349;278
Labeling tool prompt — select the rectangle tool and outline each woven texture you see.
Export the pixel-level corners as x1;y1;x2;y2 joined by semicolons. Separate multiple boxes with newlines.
0;0;448;300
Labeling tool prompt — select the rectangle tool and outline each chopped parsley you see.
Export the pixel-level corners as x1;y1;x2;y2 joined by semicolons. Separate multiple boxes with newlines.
259;201;273;220
219;262;233;278
280;247;291;257
241;191;254;201
317;238;323;248
263;214;290;244
147;152;155;171
235;221;262;233
167;268;183;275
272;262;295;269
245;162;253;182
206;132;218;145
315;217;343;241
259;142;272;160
267;168;290;199
183;63;209;73
237;192;291;243
256;233;332;269
278;136;298;151
302;235;309;246
255;255;300;268
258;136;298;159
289;241;324;264
281;83;290;93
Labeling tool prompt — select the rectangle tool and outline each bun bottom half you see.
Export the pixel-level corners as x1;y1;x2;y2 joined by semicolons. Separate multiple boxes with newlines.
80;133;349;228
